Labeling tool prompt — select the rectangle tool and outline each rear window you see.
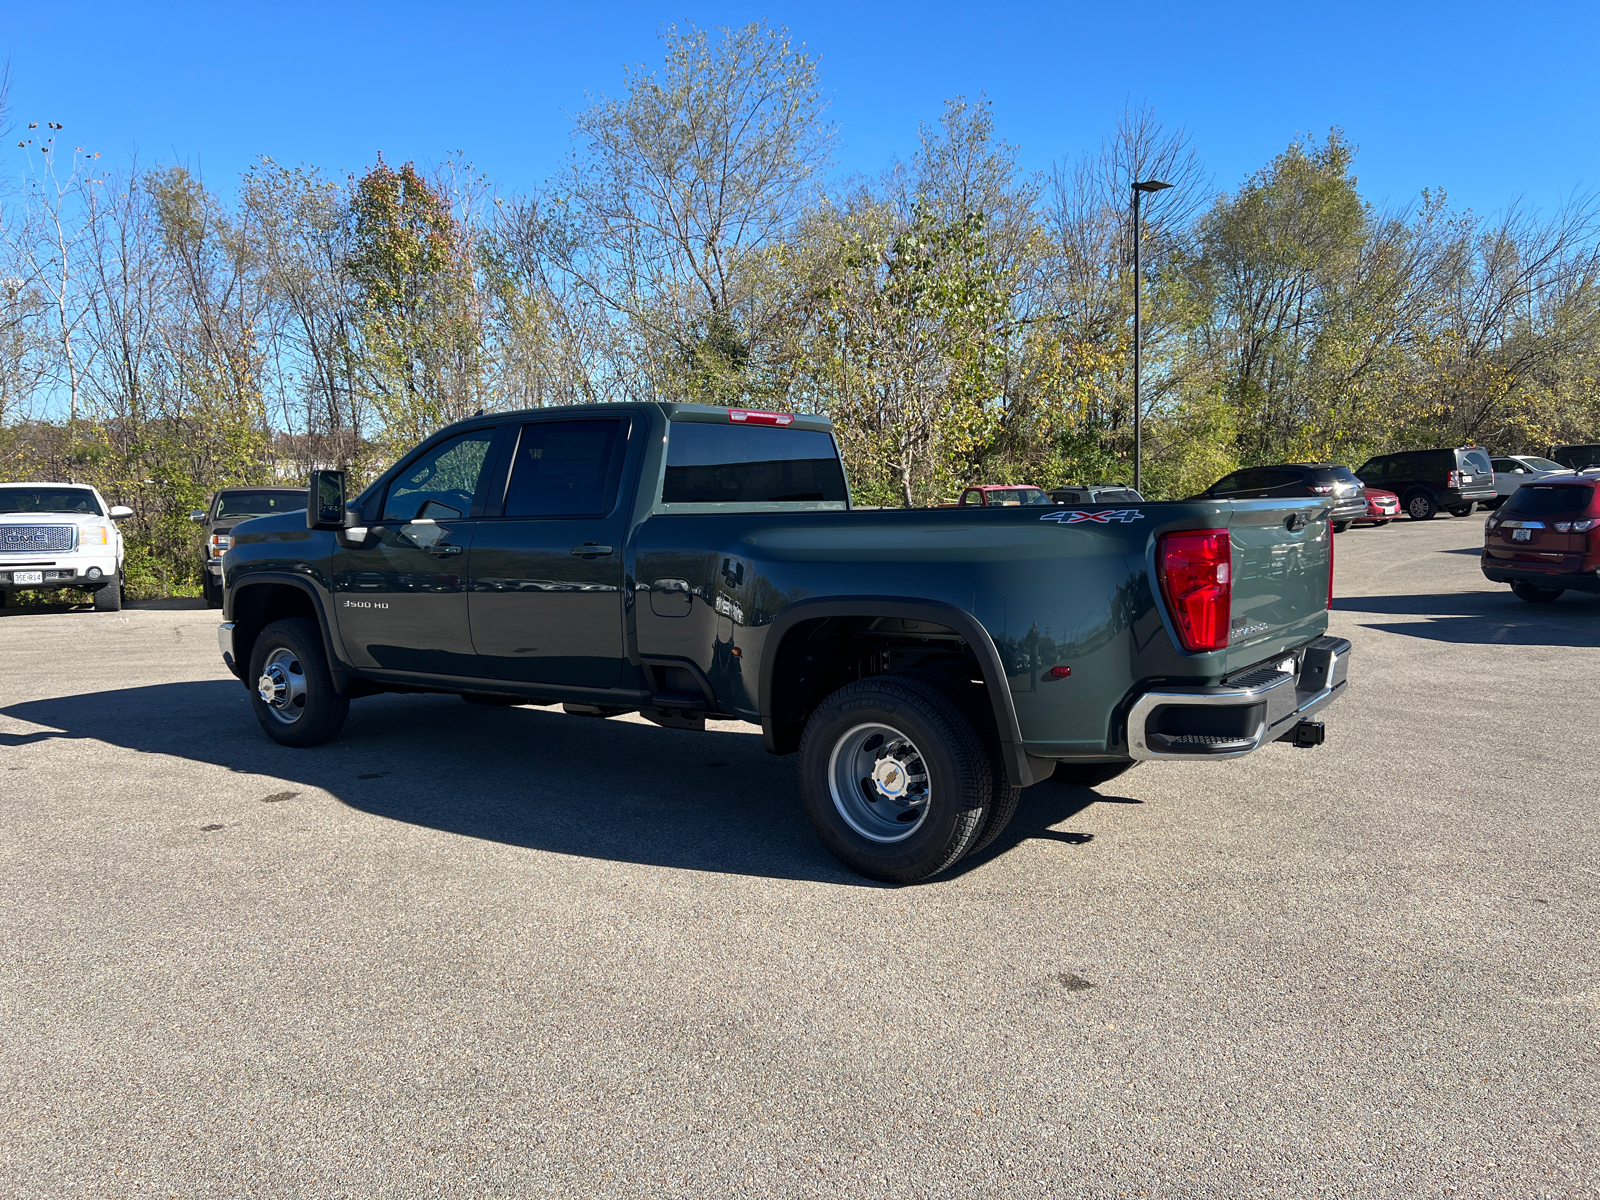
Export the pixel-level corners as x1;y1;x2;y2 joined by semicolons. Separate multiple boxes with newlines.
662;423;848;507
986;487;1052;506
0;487;102;515
1320;466;1361;485
1091;488;1143;504
216;491;307;519
1504;484;1595;517
1458;449;1492;474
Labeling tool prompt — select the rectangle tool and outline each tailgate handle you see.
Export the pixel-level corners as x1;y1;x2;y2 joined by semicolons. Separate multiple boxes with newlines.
1285;512;1310;532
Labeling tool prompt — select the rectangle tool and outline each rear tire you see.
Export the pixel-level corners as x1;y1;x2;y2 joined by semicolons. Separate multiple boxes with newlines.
1406;493;1437;521
248;617;349;747
1051;760;1138;788
92;576;122;612
1511;581;1564;604
1450;505;1474;517
799;677;989;884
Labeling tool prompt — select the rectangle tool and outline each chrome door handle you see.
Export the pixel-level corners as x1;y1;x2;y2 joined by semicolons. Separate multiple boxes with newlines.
570;544;614;557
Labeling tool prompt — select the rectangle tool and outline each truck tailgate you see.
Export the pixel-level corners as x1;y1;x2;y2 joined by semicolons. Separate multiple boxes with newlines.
1224;499;1332;670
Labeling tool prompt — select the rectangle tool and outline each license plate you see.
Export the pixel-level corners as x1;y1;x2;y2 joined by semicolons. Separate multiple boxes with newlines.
12;571;43;584
1513;528;1531;541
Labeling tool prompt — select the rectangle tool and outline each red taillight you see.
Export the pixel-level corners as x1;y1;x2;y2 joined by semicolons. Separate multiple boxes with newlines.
1327;520;1335;610
728;408;794;426
1447;469;1463;488
1157;529;1231;652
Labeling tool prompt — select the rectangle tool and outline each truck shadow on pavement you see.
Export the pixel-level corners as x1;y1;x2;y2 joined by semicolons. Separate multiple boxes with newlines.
1;680;1114;885
1334;590;1600;647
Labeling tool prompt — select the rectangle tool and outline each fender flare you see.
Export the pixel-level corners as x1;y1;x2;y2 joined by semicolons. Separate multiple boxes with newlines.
229;571;355;694
757;596;1040;787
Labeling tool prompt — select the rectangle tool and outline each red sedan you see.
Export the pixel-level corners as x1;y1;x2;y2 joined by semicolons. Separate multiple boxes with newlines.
1354;487;1400;527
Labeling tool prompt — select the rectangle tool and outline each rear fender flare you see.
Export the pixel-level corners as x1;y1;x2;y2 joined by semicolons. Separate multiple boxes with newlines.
758;596;1036;787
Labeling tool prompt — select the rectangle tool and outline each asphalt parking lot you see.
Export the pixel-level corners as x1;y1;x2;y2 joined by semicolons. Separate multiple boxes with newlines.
2;515;1596;1198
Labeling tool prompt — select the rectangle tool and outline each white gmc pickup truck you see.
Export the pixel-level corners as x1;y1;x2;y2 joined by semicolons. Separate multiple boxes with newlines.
0;483;132;611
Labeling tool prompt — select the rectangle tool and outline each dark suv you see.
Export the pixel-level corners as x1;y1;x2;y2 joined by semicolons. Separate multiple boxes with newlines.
1548;443;1600;471
1196;464;1367;530
1482;474;1600;602
1355;447;1495;520
190;487;306;608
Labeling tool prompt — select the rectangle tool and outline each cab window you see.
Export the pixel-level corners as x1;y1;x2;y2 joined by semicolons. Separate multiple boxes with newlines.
502;419;627;518
382;430;496;522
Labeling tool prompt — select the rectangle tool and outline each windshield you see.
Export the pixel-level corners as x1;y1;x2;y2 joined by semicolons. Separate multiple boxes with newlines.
215;490;307;519
1505;484;1595;517
1520;457;1564;472
987;487;1052;507
0;487;102;516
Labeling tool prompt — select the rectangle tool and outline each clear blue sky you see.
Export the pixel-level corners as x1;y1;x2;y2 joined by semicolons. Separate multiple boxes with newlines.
3;1;1594;218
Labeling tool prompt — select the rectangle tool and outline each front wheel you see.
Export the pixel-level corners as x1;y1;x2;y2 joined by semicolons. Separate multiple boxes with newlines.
799;677;990;884
1511;581;1564;604
92;575;122;612
1332;520;1352;533
1406;493;1438;521
248;617;349;747
202;573;223;609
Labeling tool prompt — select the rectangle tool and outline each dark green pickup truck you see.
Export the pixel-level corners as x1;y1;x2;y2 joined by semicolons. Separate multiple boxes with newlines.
218;402;1350;882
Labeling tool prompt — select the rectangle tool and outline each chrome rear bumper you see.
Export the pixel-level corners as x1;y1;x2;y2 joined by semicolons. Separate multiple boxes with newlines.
1126;636;1351;761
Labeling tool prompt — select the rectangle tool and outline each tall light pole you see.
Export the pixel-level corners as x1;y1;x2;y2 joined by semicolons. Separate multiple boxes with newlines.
1131;179;1172;493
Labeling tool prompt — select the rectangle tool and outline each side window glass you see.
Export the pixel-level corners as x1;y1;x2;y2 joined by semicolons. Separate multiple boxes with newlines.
382;430;496;522
1210;472;1243;495
503;420;625;518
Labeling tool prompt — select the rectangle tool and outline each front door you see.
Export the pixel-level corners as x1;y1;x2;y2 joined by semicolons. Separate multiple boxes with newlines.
334;427;498;677
468;417;630;687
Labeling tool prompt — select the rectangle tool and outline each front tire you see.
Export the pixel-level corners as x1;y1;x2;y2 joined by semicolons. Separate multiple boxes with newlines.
1450;505;1474;517
202;573;223;609
1406;493;1438;521
799;677;990;884
248;617;349;747
1332;520;1352;533
1373;519;1391;527
1511;581;1564;604
92;575;122;612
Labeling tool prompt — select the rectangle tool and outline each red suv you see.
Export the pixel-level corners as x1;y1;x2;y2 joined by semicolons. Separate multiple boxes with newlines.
1482;474;1600;602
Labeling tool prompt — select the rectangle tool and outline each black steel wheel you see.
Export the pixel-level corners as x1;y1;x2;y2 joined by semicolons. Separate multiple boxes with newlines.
799;676;990;884
248;617;349;747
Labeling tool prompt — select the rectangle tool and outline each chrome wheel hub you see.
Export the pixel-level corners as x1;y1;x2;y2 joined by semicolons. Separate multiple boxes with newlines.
256;647;307;724
828;722;932;843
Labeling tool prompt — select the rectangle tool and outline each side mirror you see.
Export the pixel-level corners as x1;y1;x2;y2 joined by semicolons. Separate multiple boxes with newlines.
108;505;134;520
308;469;349;531
188;509;207;522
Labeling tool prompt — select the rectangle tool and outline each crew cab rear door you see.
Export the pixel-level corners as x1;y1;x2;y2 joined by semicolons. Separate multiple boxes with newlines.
467;416;633;688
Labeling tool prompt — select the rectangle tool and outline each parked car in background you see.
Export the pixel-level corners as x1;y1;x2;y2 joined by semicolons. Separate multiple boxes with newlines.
0;482;132;611
1355;447;1495;520
1487;455;1567;509
1483;475;1600;602
1547;443;1600;471
1353;487;1400;526
1195;464;1367;531
954;484;1053;507
1050;483;1146;505
190;487;307;608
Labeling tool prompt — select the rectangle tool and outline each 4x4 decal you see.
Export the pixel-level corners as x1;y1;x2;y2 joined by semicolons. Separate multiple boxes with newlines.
1040;509;1146;524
